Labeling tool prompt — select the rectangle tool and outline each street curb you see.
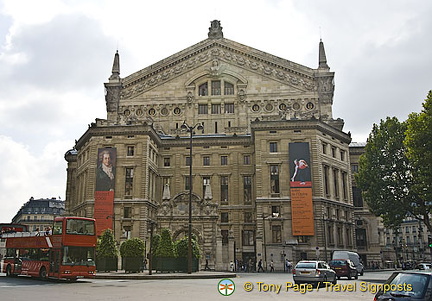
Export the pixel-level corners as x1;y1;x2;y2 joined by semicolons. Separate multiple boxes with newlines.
95;272;237;280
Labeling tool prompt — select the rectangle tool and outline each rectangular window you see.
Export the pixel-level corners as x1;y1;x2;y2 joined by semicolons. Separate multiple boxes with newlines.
353;187;363;207
351;164;359;173
270;165;280;194
324;165;330;196
221;155;228;165
221;230;229;245
211;80;221;95
125;168;134;196
224;82;234;95
322;143;327;154
225;103;234;113
203;156;210;166
186;156;191;166
333;169;339;198
211;104;221;114
272;206;280;217
346;228;352;246
221;176;229;203
244;155;251;165
198;104;208;114
164;157;170;167
340;150;345;161
221;212;229;223
185;176;191;191
203;177;210;198
342;172;348;200
244;212;253;223
331;147;336;158
327;225;333;244
243;176;252;203
269;142;278;153
272;225;282;243
356;228;367;247
127;146;134;156
242;230;254;246
123;207;132;218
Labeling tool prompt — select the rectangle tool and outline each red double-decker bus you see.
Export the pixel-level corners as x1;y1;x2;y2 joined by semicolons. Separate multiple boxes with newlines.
1;217;96;280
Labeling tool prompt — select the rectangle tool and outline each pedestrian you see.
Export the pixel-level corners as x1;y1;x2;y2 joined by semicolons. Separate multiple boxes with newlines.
229;261;234;272
285;259;292;273
204;259;211;271
257;259;264;272
270;260;274;272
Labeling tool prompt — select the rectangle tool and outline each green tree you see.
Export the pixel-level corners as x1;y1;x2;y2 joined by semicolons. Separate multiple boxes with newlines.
96;229;118;259
120;237;145;257
175;234;200;259
405;90;432;233
155;228;175;257
355;117;415;228
151;233;161;257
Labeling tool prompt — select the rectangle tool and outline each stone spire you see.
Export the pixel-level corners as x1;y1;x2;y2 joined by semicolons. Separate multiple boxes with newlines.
318;39;330;70
208;20;223;39
109;50;120;81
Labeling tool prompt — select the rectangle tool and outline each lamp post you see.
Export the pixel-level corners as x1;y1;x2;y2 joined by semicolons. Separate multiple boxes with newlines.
148;220;156;275
181;121;204;274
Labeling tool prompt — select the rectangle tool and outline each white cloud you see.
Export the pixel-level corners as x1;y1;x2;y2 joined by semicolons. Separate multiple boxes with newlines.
0;135;69;222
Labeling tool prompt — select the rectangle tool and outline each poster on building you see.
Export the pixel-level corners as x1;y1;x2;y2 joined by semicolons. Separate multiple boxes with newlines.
289;142;314;236
94;147;116;235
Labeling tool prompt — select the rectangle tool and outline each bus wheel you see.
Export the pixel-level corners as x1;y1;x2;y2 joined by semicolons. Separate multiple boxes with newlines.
5;265;12;277
39;267;47;279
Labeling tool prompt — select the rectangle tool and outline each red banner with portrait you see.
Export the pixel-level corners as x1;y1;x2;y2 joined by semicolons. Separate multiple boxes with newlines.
94;148;116;236
289;142;315;236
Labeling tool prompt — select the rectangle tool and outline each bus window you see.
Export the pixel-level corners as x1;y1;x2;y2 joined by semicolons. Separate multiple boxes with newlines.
66;219;95;235
53;221;62;235
62;246;95;266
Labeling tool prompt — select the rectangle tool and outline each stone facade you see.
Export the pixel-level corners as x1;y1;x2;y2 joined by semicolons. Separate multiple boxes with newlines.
64;20;372;271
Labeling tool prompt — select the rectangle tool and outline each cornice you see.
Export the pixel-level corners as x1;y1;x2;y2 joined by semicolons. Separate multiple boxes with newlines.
75;123;162;150
251;118;351;144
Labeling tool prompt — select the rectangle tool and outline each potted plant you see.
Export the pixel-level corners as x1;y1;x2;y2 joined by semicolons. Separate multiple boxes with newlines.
153;228;176;272
96;229;118;272
175;234;200;272
120;237;145;273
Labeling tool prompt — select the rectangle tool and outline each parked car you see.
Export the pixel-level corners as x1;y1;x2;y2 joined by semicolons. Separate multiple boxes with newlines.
328;259;358;280
417;263;432;270
293;260;337;286
374;271;432;301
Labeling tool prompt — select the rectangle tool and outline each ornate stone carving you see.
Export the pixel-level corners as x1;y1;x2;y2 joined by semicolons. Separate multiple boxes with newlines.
208;20;223;39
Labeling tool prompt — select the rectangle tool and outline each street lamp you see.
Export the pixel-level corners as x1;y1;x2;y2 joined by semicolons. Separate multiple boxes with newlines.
181;121;204;274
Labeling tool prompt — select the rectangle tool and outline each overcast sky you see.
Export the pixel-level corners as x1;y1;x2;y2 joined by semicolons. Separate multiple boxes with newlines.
0;0;430;222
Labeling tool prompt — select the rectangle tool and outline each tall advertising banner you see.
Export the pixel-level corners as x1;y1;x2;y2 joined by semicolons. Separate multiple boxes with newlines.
94;148;116;236
289;142;315;236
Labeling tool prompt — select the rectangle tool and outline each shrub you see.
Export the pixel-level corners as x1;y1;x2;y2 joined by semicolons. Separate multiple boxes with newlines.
154;228;175;257
120;237;145;258
96;229;118;259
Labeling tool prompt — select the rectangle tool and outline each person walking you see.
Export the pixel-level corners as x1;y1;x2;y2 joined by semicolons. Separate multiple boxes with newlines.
269;259;274;272
257;259;264;272
204;259;211;271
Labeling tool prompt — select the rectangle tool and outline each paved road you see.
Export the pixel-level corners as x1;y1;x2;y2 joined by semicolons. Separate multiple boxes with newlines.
0;270;395;301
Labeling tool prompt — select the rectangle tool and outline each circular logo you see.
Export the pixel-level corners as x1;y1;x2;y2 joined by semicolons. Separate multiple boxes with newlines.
218;278;235;296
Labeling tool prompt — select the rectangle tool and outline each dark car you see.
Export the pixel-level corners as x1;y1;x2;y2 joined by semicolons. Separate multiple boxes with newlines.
329;259;358;280
374;271;432;301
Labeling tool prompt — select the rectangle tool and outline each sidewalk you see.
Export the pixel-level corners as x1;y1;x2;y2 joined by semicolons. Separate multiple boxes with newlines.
95;270;237;280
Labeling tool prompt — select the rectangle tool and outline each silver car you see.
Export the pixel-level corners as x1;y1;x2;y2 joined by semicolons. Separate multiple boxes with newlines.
293;260;337;286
